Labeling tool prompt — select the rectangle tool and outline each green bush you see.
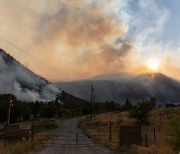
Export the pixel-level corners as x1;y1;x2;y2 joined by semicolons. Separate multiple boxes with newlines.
40;105;58;119
167;117;180;150
129;101;152;124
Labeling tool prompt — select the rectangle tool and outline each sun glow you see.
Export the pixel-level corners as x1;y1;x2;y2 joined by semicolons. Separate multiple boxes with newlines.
147;58;160;71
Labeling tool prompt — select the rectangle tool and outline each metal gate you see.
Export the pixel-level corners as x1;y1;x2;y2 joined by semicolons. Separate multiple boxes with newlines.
34;131;98;148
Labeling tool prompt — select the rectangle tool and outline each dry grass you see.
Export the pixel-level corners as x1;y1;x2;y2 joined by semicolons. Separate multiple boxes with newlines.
0;118;63;154
0;141;37;154
16;118;62;131
79;107;180;153
127;145;173;154
0;131;53;154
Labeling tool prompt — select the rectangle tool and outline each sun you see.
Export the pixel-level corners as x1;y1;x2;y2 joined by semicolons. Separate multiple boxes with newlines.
147;58;160;71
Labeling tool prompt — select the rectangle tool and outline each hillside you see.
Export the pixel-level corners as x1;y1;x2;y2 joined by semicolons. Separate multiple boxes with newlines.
0;49;61;101
55;73;180;105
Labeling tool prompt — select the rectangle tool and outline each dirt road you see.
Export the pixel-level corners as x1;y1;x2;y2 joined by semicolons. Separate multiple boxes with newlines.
34;118;117;154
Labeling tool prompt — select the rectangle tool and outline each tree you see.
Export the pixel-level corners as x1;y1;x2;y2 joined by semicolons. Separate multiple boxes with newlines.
123;99;133;110
40;105;58;119
129;101;152;124
0;94;20;123
149;97;156;108
167;117;180;150
10;100;25;122
105;101;116;111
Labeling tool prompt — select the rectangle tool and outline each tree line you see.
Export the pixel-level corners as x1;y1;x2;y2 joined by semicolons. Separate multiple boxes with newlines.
0;93;173;126
0;94;123;123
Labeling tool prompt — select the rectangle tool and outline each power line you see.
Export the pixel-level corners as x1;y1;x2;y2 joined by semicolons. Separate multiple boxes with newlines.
0;35;61;74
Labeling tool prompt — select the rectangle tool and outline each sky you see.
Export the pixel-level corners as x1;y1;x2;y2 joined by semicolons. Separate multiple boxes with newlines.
0;0;180;81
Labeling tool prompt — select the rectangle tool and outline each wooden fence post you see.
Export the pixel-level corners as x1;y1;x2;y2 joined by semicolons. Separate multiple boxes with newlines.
160;118;162;128
119;126;121;146
158;124;160;132
154;128;156;140
76;133;79;147
145;134;148;147
98;130;100;144
109;121;112;142
31;119;35;140
53;132;55;147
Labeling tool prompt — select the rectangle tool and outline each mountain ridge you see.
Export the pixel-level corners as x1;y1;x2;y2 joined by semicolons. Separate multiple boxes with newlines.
55;72;180;105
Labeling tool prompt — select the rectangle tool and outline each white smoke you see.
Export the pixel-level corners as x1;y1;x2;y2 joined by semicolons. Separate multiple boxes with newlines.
0;49;61;101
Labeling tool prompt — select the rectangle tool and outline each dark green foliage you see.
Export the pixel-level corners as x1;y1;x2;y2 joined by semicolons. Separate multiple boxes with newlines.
165;103;177;107
129;101;153;124
149;97;156;108
0;99;8;122
23;105;32;120
35;119;58;130
0;93;122;123
0;94;22;123
61;100;122;115
167;117;180;150
105;101;116;112
10;100;25;122
40;105;58;119
123;99;133;111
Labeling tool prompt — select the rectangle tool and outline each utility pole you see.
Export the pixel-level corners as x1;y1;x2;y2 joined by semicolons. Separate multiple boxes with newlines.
90;85;94;119
93;93;96;115
7;97;12;125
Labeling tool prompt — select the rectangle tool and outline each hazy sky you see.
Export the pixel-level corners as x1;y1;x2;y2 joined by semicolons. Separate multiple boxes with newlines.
0;0;180;81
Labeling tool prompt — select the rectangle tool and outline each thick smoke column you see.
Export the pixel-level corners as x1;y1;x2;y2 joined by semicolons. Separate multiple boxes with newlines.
0;0;135;81
0;49;61;101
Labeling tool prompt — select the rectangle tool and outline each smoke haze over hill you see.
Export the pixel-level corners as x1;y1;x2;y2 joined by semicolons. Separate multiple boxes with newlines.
0;49;60;101
55;73;180;105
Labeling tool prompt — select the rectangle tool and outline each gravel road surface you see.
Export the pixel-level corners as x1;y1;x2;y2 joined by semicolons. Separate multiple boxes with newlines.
33;118;117;154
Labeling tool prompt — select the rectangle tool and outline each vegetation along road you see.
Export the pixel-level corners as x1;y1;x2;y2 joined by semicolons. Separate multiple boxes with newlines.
34;118;116;154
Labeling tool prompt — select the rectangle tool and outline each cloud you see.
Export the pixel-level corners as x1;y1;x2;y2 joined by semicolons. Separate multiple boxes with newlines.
0;0;134;80
0;0;180;81
100;43;133;61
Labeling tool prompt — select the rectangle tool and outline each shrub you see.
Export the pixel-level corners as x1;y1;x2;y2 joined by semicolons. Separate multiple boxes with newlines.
167;117;180;150
129;101;152;124
40;105;58;119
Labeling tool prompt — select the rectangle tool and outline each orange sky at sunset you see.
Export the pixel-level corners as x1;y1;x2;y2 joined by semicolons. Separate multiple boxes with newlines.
0;0;180;81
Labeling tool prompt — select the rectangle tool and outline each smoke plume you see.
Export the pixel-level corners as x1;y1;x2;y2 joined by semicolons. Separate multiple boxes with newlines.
0;0;134;81
0;0;179;81
0;49;60;101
